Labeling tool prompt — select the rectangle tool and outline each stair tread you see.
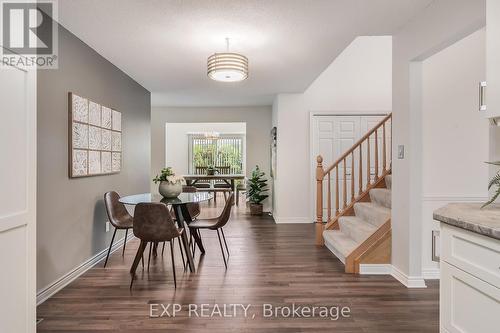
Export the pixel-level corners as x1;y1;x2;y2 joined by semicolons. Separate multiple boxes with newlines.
323;230;359;264
354;202;391;227
369;188;391;208
338;216;377;242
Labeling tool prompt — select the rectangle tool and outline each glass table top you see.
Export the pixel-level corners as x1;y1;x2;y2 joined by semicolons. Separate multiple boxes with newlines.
119;192;213;206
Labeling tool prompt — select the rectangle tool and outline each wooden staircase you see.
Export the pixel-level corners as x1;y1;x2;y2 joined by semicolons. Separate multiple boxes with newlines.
315;114;392;273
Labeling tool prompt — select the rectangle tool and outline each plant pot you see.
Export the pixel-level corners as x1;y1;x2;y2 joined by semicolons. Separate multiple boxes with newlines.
249;203;263;216
207;169;215;175
158;181;182;198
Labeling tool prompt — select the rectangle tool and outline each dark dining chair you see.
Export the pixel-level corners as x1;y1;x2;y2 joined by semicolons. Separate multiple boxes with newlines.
182;185;201;219
188;193;234;268
129;202;183;289
103;191;134;268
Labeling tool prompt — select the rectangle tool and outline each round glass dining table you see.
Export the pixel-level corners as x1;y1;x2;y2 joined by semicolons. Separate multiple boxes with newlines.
119;192;213;273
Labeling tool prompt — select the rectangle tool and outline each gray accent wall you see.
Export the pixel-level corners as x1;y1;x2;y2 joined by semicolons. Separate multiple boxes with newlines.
37;25;151;291
151;106;272;209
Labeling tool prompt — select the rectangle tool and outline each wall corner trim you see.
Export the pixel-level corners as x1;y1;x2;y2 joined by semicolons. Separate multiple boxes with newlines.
36;233;135;306
391;265;427;288
359;264;429;288
422;268;440;280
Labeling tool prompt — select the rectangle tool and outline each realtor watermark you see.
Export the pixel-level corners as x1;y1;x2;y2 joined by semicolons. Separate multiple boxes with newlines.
149;303;351;321
1;0;58;69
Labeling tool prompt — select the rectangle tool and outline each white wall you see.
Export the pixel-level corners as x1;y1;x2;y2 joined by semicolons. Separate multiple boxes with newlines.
421;28;489;279
165;122;246;175
304;36;392;111
392;0;485;283
272;36;392;223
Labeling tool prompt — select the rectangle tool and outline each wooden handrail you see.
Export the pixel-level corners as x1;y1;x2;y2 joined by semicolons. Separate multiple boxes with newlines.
315;113;392;246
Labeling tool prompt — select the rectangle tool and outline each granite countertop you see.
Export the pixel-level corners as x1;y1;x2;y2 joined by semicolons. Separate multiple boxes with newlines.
433;203;500;240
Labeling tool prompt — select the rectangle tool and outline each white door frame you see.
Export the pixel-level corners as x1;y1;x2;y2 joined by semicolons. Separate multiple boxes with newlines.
308;111;390;222
0;56;37;332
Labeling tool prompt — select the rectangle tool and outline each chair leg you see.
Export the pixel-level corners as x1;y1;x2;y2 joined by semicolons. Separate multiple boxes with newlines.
190;230;196;257
221;228;230;257
104;228;117;268
236;190;239;206
122;229;128;256
170;241;177;289
216;229;228;269
178;237;187;271
147;242;152;271
130;241;147;289
162;242;166;256
197;229;204;249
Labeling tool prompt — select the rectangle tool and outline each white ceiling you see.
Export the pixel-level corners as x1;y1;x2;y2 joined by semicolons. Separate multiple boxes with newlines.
58;0;433;107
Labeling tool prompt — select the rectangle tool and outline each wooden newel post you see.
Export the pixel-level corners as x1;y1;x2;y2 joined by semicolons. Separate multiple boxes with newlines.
316;155;325;245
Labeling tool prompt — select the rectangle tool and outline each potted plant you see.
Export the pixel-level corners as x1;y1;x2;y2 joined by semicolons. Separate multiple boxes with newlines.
247;165;269;216
153;167;185;198
206;164;216;175
483;161;500;208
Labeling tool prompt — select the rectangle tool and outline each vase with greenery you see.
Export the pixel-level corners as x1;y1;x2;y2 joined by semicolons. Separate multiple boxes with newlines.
247;165;269;216
153;167;184;198
206;164;216;175
483;161;500;208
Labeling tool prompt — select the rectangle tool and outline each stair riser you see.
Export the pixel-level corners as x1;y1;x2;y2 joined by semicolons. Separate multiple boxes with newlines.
354;204;390;227
385;175;392;190
369;190;391;208
324;239;347;264
339;220;373;243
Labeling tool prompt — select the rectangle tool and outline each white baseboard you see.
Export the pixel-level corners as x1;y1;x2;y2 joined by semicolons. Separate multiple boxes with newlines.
391;265;427;288
359;264;392;275
36;232;135;306
359;264;428;288
422;267;440;280
273;216;312;224
421;195;488;202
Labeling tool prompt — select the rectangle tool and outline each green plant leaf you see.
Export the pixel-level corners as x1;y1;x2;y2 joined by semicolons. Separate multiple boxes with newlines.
488;173;500;190
482;185;500;208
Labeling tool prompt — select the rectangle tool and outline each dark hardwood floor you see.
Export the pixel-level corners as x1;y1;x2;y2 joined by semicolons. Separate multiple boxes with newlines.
37;196;439;332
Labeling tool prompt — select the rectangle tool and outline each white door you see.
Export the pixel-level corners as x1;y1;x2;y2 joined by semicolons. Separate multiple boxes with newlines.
312;115;387;220
0;59;37;332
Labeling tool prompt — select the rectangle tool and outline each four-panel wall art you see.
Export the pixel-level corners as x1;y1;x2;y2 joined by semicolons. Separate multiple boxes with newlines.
69;92;122;178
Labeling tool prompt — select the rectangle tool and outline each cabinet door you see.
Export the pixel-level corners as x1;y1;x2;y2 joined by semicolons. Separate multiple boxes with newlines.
441;262;500;333
486;0;500;119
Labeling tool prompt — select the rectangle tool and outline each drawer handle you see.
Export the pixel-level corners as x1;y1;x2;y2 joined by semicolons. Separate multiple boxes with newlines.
479;81;487;111
432;230;440;262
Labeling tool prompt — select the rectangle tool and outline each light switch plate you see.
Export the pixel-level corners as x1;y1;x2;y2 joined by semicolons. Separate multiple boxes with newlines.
106;221;110;232
398;145;405;159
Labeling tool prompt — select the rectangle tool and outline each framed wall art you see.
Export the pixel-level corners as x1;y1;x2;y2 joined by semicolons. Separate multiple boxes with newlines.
68;92;122;178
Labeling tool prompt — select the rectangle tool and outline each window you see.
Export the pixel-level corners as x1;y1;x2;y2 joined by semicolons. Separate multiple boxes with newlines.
188;134;245;174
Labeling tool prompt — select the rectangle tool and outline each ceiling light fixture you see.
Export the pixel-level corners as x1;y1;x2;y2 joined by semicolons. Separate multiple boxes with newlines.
207;38;248;82
203;131;220;140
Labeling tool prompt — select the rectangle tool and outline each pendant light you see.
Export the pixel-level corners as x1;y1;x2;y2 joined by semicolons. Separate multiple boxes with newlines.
207;38;249;82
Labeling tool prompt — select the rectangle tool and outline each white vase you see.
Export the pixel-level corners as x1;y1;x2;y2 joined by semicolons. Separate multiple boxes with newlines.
158;181;182;198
